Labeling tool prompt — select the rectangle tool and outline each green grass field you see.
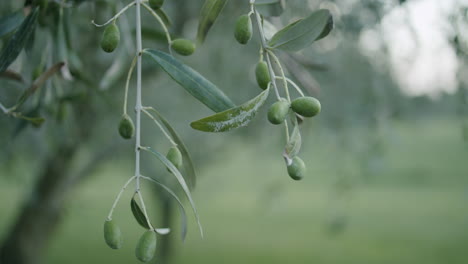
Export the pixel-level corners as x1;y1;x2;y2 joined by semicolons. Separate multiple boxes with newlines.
1;118;467;264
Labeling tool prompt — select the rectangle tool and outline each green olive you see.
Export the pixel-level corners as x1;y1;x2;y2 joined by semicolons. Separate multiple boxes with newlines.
149;0;164;10
291;97;321;117
171;39;196;56
135;231;157;263
104;219;123;249
101;23;120;53
166;146;183;171
234;14;252;45
118;115;135;140
255;61;270;90
267;100;290;125
287;156;306;181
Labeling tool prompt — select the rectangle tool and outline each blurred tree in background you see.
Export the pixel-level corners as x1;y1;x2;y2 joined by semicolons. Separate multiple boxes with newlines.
1;0;467;264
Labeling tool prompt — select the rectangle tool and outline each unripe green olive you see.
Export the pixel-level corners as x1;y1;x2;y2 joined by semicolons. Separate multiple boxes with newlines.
166;146;183;171
104;219;123;249
118;115;135;139
291;97;321;117
234;14;252;45
268;100;290;125
255;61;270;90
101;23;120;53
135;231;157;263
171;39;196;56
287;156;306;181
149;0;164;10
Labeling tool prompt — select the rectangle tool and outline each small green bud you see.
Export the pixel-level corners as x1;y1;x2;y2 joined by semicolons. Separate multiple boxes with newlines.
287;156;306;181
267;100;290;125
149;0;164;10
255;61;270;90
171;39;196;56
291;97;321;117
104;219;123;249
118;115;135;139
101;23;120;53
135;231;157;263
234;14;252;44
166;146;183;171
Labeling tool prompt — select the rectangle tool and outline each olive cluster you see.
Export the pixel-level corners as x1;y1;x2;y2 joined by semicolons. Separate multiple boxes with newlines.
99;0;195;56
234;11;322;181
104;220;158;262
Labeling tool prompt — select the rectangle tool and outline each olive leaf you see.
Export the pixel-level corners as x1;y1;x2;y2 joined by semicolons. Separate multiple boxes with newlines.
16;114;45;127
143;49;235;113
268;9;333;52
190;88;270;132
142;175;189;241
284;124;301;158
145;107;196;190
131;197;151;229
0;8;38;73
0;10;24;38
255;0;285;17
142;147;203;238
196;0;229;44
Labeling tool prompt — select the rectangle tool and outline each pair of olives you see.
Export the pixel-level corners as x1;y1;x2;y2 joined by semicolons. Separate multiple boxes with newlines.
267;97;321;125
104;220;157;263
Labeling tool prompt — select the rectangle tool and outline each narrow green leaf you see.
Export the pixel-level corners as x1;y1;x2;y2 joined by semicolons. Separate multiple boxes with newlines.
196;0;229;44
255;0;285;17
0;8;39;72
190;88;270;132
0;11;24;38
142;175;188;241
131;198;151;229
16;114;45;128
142;147;203;238
145;107;196;190
284;124;301;158
143;49;235;112
268;9;333;51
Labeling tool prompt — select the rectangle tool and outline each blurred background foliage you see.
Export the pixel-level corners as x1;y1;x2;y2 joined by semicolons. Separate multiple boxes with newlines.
0;0;468;264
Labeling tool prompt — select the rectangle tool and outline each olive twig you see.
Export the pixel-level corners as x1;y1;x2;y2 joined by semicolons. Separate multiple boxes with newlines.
123;55;138;115
253;8;281;100
267;50;291;101
142;108;177;146
107;175;136;220
91;0;136;27
141;2;172;50
275;76;305;97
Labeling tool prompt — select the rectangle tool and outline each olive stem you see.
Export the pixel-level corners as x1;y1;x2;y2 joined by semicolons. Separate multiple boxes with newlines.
141;108;177;146
267;50;291;102
253;8;281;100
107;175;136;220
91;0;136;27
275;76;305;97
123;55;138;115
0;102;7;113
135;0;143;191
136;189;155;230
141;2;172;50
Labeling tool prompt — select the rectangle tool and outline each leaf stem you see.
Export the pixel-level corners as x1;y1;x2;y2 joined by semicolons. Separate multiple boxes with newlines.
123;55;138;115
142;108;177;146
141;2;172;50
267;50;290;101
91;1;136;27
107;176;136;220
275;76;305;97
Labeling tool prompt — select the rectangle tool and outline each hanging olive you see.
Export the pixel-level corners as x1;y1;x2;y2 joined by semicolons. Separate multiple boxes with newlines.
104;219;123;249
135;231;157;263
255;61;270;90
101;23;120;53
118;115;135;139
171;39;196;56
267;100;290;125
291;97;321;117
287;156;306;181
234;14;252;45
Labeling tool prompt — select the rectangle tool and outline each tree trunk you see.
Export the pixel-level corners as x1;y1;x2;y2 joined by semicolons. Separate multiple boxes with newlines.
0;143;78;264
